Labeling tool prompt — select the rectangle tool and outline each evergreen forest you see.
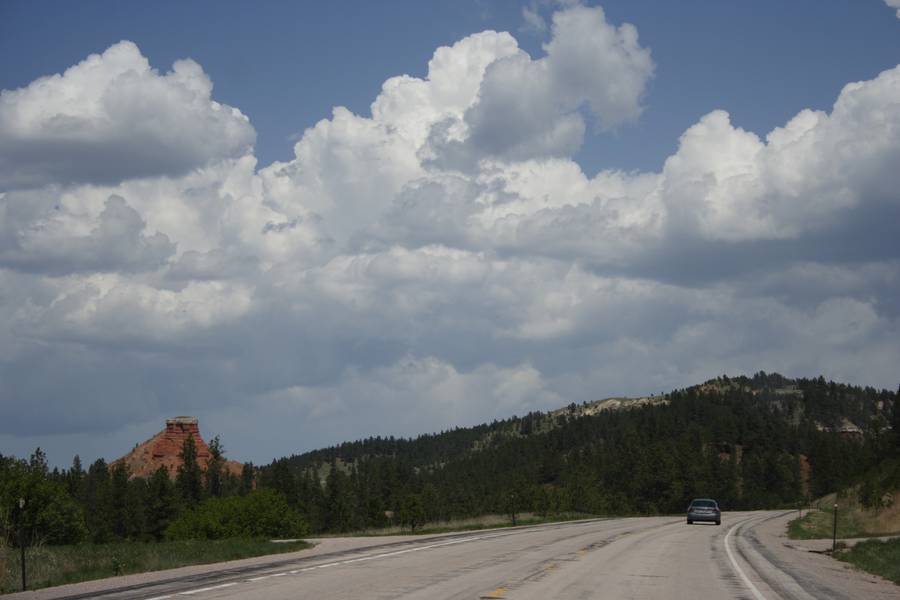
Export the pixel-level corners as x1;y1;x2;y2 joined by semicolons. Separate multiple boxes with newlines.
2;373;899;547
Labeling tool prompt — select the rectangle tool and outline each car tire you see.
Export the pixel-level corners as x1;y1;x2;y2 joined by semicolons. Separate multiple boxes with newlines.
687;520;692;525
715;520;721;526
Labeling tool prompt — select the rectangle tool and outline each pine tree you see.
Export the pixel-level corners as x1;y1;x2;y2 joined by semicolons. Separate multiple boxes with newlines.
146;466;177;540
66;455;85;502
126;476;147;539
109;462;131;539
268;459;297;506
176;435;204;508
205;436;225;498
239;462;255;496
398;493;426;531
84;458;112;542
29;447;48;474
324;465;355;532
303;470;327;532
420;483;441;523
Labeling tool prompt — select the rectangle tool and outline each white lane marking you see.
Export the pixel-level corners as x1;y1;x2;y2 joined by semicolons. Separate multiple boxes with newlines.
145;596;173;600
179;582;239;595
179;531;512;595
292;532;510;574
724;519;767;600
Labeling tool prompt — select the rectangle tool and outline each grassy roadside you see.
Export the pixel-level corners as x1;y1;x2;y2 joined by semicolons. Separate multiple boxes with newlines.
786;492;900;540
786;490;900;586
787;509;870;540
837;538;900;584
0;538;310;594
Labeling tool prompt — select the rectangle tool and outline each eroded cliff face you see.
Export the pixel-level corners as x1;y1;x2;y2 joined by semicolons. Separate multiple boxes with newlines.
111;417;243;479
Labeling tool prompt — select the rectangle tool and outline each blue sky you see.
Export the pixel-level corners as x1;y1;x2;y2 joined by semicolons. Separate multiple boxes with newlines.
1;1;899;466
3;0;898;174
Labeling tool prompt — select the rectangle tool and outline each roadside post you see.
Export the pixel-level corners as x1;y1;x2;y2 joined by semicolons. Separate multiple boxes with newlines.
832;502;838;554
19;497;26;591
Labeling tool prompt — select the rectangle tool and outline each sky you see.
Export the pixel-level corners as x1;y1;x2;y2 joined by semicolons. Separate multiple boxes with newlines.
1;0;899;467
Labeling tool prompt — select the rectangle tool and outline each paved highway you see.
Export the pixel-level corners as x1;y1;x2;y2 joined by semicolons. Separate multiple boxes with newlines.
19;511;900;600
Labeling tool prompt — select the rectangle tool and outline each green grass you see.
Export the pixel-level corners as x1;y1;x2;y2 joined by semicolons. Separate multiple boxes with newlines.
786;491;900;540
837;538;900;584
0;538;310;594
787;509;867;540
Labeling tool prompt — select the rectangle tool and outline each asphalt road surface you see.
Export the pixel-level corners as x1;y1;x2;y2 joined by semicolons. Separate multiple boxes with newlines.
16;511;900;600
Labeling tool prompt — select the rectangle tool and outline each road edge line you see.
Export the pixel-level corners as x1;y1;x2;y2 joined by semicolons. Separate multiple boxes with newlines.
725;518;767;600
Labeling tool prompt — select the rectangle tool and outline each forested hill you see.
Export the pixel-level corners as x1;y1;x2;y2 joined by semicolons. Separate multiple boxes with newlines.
276;372;893;473
260;372;899;532
2;373;898;547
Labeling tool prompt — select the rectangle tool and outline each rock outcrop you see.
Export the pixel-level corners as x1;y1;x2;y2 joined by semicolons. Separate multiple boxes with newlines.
111;416;243;479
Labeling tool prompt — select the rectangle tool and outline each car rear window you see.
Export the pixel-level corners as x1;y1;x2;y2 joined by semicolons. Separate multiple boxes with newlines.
691;500;716;508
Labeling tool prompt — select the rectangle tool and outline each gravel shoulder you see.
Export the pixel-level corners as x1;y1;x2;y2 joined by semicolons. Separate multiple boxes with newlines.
749;511;900;598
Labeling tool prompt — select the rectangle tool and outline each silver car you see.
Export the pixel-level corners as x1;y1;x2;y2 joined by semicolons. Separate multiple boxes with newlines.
687;498;721;525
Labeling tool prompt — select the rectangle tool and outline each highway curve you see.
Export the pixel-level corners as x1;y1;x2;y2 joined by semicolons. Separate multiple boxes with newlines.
14;511;900;600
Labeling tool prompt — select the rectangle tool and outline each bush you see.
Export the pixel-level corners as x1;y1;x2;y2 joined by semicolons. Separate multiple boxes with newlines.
166;489;308;540
838;538;900;584
0;453;87;546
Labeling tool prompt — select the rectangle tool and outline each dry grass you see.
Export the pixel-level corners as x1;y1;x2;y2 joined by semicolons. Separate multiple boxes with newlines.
789;490;900;539
857;497;900;534
0;539;310;594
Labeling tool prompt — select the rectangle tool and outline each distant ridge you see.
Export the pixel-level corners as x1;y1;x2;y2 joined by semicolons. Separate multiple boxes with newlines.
550;395;669;419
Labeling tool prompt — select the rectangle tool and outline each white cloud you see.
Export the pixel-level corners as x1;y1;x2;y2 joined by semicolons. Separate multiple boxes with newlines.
18;274;255;348
426;4;654;165
250;356;561;437
260;30;521;245
1;7;900;465
0;41;255;188
521;5;548;34
659;65;900;242
0;192;174;275
885;0;900;18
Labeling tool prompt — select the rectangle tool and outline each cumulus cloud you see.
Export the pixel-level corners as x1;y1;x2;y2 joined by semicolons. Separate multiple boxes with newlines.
0;41;255;188
1;5;899;465
661;66;900;243
20;275;255;348
425;4;654;166
521;4;548;34
259;30;521;245
886;0;900;18
243;356;562;444
0;193;174;275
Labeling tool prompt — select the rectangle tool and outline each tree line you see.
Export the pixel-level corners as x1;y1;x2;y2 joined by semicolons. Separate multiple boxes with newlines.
2;373;898;546
0;436;304;547
260;374;899;532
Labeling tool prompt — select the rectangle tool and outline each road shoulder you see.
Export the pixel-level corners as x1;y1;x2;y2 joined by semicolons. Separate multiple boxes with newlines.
748;511;900;599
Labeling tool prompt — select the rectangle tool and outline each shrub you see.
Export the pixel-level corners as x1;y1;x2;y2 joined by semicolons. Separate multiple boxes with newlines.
166;489;308;540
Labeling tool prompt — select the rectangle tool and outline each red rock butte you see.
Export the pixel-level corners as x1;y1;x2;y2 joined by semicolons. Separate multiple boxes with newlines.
111;416;243;480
